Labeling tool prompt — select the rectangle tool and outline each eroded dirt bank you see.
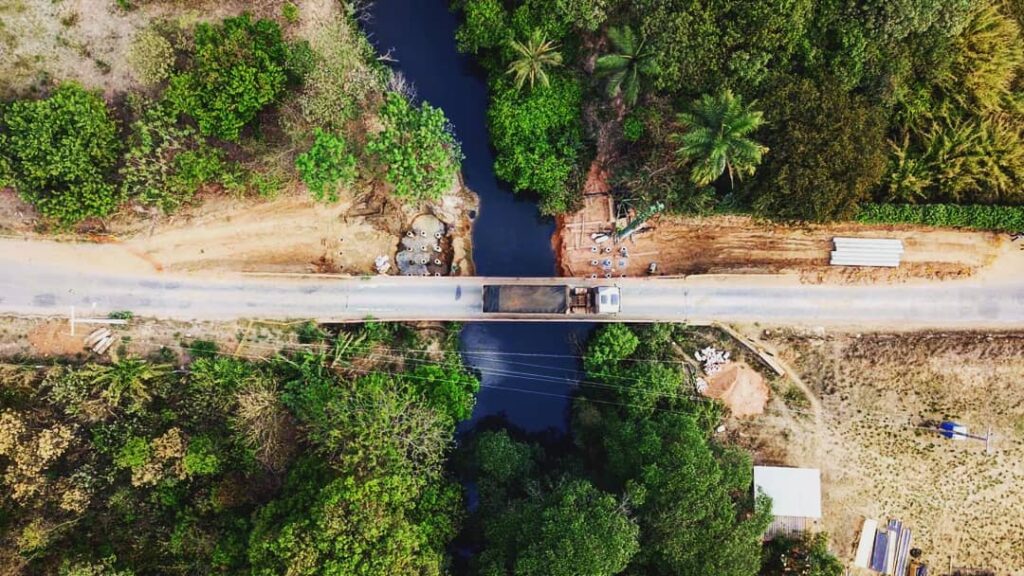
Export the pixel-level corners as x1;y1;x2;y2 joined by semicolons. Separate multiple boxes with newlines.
554;193;1021;284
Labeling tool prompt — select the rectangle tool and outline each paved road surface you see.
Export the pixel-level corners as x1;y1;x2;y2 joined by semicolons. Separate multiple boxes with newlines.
1;240;1021;328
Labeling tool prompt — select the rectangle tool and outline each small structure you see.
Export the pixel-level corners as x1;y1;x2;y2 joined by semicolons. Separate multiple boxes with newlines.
830;237;904;267
753;466;822;539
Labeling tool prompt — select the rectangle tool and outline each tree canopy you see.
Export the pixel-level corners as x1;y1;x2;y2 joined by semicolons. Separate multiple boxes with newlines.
0;83;121;224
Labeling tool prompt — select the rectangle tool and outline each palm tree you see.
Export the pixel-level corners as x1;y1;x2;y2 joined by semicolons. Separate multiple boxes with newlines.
506;30;563;91
86;357;170;411
673;90;768;188
594;26;658;107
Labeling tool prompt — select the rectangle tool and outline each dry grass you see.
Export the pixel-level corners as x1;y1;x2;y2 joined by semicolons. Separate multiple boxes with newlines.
729;329;1024;575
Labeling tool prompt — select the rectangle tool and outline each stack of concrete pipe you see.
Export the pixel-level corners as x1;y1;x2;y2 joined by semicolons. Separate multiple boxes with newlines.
830;237;904;268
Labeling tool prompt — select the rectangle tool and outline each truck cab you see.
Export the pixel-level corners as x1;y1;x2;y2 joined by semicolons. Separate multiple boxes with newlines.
593;286;621;314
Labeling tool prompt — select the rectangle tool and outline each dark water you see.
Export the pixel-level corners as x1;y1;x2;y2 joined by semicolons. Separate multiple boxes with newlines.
365;0;593;432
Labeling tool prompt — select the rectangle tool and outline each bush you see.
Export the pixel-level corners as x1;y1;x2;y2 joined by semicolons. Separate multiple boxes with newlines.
367;92;461;200
857;203;1024;231
294;17;383;134
622;113;644;142
127;27;175;85
0;83;121;224
295;130;357;201
488;74;583;214
166;15;289;141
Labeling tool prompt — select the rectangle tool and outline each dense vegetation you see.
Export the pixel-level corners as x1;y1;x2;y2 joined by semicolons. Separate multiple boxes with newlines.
0;323;478;574
0;9;461;226
0;321;842;574
457;323;799;575
454;0;1024;226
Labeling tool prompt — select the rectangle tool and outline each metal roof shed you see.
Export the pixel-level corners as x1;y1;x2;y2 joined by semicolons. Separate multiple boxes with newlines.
754;466;822;538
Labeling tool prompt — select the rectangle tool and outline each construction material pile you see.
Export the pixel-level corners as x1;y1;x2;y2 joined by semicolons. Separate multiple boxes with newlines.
700;362;770;418
854;518;926;576
830;237;904;267
396;214;447;276
696;346;730;375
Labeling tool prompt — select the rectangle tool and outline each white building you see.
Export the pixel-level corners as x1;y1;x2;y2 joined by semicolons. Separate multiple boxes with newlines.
753;466;822;538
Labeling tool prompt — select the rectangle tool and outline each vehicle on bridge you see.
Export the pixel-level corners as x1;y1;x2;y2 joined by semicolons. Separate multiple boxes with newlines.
482;285;621;315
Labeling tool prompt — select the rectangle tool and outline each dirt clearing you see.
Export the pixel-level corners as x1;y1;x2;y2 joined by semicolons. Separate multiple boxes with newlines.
727;329;1024;574
556;194;1016;284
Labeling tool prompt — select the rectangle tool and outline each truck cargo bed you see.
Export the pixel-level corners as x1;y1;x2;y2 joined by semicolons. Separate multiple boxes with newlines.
482;285;568;314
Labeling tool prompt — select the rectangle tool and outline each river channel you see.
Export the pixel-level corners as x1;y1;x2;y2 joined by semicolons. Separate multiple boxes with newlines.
365;0;594;432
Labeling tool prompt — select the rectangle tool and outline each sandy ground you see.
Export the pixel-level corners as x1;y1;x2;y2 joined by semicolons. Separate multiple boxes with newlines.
0;314;303;363
726;328;1024;575
0;0;288;98
1;181;478;276
556;194;1019;284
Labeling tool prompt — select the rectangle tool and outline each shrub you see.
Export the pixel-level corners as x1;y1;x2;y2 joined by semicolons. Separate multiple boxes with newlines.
166;15;288;141
295;130;358;201
183;436;221;477
281;2;299;23
622;113;645;142
294;17;383;134
857;203;1024;231
367;92;461;200
0;83;121;224
127;27;175;85
120;97;237;212
488;74;583;214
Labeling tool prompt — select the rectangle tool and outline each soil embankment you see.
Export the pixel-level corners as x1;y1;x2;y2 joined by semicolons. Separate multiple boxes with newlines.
555;193;1017;284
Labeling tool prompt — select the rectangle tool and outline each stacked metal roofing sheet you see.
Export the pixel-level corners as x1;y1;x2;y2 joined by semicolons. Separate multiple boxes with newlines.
830;237;905;267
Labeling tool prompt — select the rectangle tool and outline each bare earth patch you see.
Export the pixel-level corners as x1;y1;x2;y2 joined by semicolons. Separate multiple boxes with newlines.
728;329;1024;574
555;194;1018;284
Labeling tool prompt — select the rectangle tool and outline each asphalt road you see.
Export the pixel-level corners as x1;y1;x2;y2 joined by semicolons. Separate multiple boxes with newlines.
1;247;1022;328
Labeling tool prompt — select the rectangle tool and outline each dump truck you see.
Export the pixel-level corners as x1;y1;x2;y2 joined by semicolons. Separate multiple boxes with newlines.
482;285;621;315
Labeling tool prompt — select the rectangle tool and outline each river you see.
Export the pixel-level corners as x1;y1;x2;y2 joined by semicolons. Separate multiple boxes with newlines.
364;0;594;432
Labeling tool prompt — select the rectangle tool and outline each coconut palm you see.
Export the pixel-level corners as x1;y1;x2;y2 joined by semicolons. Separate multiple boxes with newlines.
506;29;563;91
86;357;170;412
673;90;768;188
594;26;658;107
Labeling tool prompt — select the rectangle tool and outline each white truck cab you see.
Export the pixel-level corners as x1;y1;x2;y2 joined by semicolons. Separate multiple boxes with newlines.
594;286;621;314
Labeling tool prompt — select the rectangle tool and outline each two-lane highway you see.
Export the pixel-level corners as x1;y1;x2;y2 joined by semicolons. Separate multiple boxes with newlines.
1;238;1021;328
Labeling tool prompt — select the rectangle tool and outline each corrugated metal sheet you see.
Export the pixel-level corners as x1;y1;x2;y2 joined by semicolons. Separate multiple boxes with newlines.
830;237;905;268
854;518;879;568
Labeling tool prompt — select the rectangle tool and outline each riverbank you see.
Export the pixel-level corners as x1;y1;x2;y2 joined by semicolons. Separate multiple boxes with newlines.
554;192;1020;284
0;181;479;277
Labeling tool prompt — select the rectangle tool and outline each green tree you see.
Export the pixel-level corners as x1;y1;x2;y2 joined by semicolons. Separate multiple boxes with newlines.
476;479;640;576
594;26;659;107
754;78;888;221
488;74;583;213
366;93;462;200
456;0;512;54
941;3;1024;113
0;83;121;224
296;129;358;202
249;460;460;576
631;0;811;93
762;532;843;576
673;90;767;188
166;15;289;141
555;0;612;31
506;29;563;91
